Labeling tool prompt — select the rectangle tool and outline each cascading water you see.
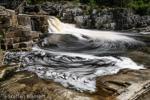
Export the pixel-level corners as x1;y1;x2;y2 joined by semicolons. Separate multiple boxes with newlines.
3;16;146;92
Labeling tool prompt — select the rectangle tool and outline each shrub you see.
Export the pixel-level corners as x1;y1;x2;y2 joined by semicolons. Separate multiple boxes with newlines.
128;0;150;15
27;0;45;4
73;0;80;3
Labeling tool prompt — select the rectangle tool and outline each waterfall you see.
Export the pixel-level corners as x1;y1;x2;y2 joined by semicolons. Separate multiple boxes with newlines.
48;16;75;33
47;16;143;43
44;16;145;55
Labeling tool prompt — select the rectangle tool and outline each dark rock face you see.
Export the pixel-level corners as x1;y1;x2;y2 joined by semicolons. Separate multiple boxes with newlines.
0;6;48;51
113;8;147;30
0;0;25;9
24;6;40;13
41;3;60;16
24;5;48;15
75;8;150;32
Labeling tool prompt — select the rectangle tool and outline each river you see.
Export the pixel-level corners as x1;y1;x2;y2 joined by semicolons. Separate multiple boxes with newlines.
3;16;149;92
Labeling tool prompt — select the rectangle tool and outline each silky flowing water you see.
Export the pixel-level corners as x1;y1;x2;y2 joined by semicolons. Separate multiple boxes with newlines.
3;16;149;92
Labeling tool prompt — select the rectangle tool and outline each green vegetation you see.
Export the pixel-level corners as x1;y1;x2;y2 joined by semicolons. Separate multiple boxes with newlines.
79;0;150;15
0;35;2;39
27;0;150;15
128;0;150;15
89;0;95;13
27;0;45;4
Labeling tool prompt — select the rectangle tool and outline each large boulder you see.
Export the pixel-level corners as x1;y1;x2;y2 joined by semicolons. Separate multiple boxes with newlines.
74;8;150;31
112;8;150;30
95;15;113;30
60;7;82;23
41;3;60;16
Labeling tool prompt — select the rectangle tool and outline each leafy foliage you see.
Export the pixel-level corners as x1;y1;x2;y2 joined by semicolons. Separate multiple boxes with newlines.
27;0;45;4
0;35;2;39
27;0;150;15
128;0;150;15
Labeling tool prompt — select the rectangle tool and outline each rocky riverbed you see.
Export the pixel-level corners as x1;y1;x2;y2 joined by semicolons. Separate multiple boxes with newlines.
1;65;150;100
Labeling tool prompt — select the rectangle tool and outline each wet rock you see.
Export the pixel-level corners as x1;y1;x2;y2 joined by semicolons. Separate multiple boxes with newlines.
0;71;93;100
126;51;150;68
96;69;150;99
19;41;33;48
7;47;32;52
1;41;33;50
0;65;20;80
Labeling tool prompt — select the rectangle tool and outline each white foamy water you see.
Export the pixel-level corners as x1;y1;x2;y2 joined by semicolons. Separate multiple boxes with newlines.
21;49;144;92
48;17;140;42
